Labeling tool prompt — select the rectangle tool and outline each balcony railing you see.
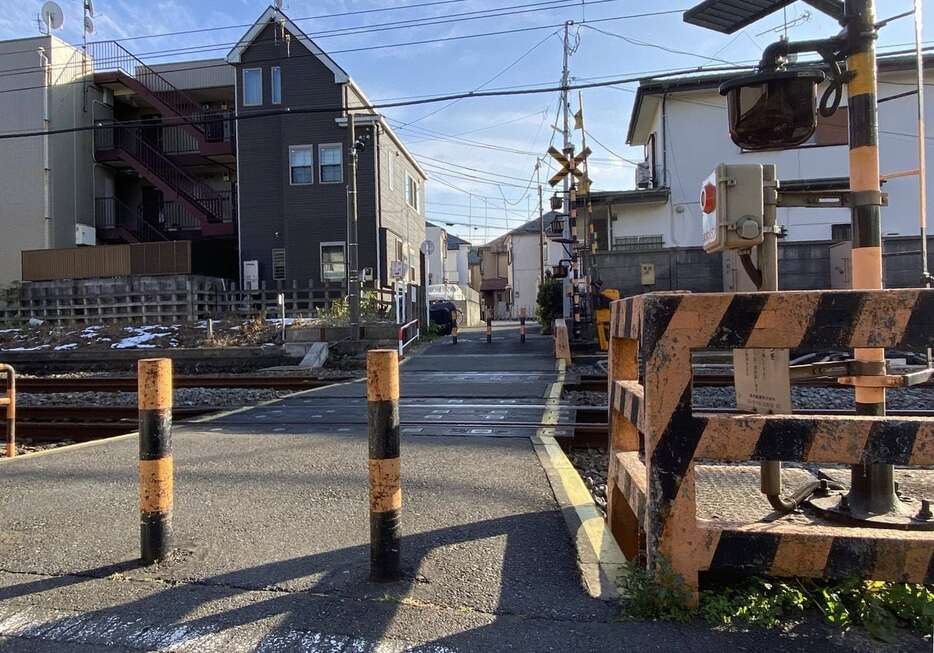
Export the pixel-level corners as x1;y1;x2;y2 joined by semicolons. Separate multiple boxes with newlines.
95;197;169;242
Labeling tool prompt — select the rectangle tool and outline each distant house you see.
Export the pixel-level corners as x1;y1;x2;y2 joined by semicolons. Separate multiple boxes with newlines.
472;215;563;319
445;233;471;286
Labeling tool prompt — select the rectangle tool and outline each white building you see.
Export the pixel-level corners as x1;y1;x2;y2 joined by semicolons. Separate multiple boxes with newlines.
424;223;448;285
617;54;932;249
0;35;94;284
445;232;471;286
478;214;565;319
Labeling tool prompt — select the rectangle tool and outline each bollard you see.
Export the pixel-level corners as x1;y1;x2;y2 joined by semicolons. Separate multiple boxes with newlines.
486;318;492;344
2;365;14;458
519;307;527;344
452;321;458;345
138;358;173;565
367;349;402;582
206;318;214;342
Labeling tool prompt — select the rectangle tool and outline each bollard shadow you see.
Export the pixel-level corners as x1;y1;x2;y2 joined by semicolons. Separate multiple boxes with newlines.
0;511;866;652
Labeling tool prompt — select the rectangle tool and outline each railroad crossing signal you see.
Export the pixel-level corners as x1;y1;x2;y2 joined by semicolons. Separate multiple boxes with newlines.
547;146;591;187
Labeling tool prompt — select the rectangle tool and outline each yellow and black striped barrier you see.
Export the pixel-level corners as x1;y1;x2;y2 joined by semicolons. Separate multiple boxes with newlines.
367;349;402;582
138;358;173;565
1;365;15;458
606;289;934;603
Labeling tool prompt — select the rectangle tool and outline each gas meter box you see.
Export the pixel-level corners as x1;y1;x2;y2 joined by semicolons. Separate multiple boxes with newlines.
700;163;764;253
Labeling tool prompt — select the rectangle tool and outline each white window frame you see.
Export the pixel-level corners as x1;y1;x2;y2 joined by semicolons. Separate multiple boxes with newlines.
242;68;262;106
271;66;281;105
289;145;314;186
320;241;346;281
318;143;343;184
405;172;419;212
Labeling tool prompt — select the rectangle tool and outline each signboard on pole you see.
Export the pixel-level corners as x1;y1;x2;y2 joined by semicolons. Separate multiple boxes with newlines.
734;348;792;415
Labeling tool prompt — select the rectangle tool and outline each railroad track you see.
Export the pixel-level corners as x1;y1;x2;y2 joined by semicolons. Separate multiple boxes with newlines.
15;375;355;393
568;374;934;392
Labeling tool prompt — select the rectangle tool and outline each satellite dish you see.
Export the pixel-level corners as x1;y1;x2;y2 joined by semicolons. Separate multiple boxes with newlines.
40;1;64;32
84;15;94;34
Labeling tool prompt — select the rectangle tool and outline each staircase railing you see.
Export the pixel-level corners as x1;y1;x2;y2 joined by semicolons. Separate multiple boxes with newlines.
86;40;214;141
104;126;225;223
95;197;170;242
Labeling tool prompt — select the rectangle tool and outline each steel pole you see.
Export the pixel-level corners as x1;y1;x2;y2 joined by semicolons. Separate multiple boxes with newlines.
844;0;900;516
348;113;361;340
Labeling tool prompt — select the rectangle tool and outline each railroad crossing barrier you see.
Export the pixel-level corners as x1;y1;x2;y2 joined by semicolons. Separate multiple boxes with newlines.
397;319;420;359
1;365;15;458
553;319;571;362
138;358;174;565
367;349;402;582
607;289;934;603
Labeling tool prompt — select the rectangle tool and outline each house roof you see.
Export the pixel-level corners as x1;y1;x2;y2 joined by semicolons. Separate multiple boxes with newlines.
226;7;348;82
626;53;934;145
228;7;427;180
447;233;471;249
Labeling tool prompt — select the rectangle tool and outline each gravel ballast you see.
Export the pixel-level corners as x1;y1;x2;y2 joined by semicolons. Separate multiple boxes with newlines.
17;388;296;408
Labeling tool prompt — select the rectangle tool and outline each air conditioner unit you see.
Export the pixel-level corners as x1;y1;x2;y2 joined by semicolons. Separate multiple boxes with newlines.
75;223;96;246
635;161;653;189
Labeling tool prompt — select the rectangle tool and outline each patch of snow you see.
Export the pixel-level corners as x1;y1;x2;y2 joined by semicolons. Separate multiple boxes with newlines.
54;343;79;351
27;318;44;326
3;345;50;351
111;327;170;349
0;329;20;334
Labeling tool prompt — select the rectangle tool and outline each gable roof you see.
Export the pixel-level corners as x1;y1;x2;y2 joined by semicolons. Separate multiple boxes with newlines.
226;6;348;83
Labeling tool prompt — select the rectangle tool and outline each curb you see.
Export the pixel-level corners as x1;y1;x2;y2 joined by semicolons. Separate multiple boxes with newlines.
531;359;627;601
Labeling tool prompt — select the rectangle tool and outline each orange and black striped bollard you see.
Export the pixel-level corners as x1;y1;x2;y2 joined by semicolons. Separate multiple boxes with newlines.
138;358;173;565
367;349;402;581
452;321;458;345
2;365;15;458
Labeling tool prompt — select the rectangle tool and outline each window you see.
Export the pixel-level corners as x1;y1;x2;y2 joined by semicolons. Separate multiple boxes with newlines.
271;66;281;105
289;145;313;185
321;242;346;281
319;144;343;183
272;248;286;281
243;68;262;106
395;239;404;264
831;223;852;242
405;172;419;212
389;153;396;191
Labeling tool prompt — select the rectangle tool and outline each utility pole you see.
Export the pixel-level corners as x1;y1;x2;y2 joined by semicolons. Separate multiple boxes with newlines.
560;20;573;322
913;0;932;368
538;164;545;283
347;113;360;340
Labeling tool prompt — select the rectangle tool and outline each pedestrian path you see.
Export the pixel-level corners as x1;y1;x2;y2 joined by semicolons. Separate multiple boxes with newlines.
0;323;882;651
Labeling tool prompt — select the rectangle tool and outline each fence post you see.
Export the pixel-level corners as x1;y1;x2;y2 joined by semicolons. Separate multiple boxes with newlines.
2;366;15;458
138;358;173;565
367;349;402;582
486;312;492;344
452;309;459;345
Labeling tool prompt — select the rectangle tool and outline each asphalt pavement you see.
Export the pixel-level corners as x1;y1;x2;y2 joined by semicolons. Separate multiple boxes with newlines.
0;323;914;651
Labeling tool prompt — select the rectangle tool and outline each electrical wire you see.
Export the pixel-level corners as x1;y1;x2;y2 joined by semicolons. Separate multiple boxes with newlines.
0;9;691;95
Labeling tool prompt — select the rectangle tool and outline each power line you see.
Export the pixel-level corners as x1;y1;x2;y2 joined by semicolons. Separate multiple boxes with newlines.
0;9;691;96
580;23;735;64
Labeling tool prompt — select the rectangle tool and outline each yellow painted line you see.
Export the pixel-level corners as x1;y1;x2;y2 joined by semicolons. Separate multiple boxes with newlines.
531;358;625;600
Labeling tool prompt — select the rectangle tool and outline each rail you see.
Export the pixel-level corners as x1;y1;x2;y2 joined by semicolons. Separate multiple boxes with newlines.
397;319;420;358
95;197;170;242
86;41;209;140
1;365;15;457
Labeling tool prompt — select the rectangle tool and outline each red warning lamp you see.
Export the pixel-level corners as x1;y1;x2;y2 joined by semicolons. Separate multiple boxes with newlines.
700;182;717;214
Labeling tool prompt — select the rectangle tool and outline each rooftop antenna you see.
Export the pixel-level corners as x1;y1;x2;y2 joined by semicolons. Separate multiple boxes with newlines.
38;1;64;35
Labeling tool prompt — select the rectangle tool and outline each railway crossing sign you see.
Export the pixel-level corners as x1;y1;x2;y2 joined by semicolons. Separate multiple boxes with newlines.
547;146;591;187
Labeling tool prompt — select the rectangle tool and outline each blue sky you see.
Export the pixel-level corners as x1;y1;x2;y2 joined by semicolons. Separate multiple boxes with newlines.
0;0;926;243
